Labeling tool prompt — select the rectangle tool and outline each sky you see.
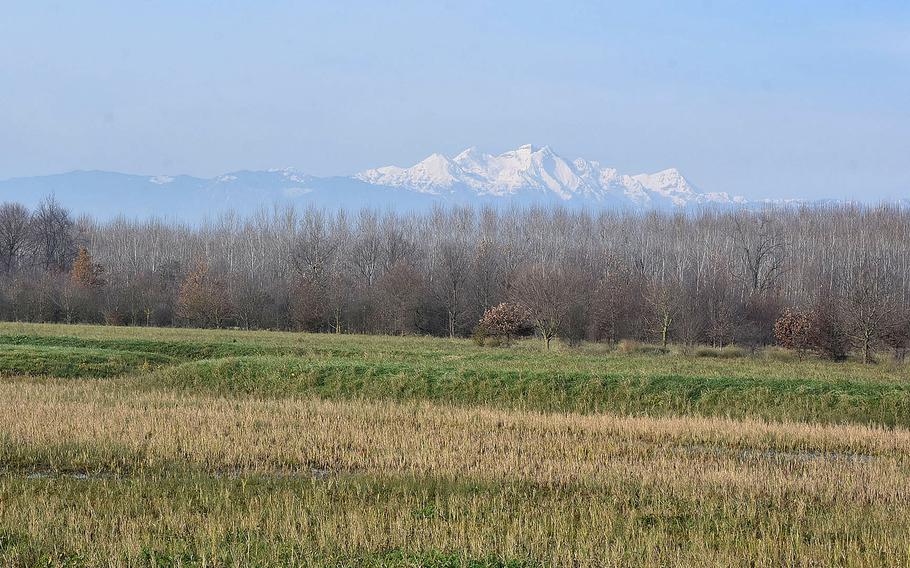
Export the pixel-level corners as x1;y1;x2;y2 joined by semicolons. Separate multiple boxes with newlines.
1;1;908;201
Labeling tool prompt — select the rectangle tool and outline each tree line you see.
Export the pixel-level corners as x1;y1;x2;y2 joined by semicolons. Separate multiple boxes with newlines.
2;197;910;360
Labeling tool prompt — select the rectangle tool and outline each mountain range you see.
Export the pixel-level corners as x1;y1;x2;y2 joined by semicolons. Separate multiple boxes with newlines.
0;144;749;220
358;144;744;209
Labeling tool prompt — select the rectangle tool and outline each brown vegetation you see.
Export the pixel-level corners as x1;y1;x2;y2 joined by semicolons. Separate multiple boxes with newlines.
2;376;910;565
476;302;532;344
2;200;910;360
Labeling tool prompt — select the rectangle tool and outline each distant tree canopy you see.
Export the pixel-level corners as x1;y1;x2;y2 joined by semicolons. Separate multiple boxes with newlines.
3;198;910;360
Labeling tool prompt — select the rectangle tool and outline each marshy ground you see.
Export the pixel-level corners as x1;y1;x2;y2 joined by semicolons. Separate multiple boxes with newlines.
1;323;909;566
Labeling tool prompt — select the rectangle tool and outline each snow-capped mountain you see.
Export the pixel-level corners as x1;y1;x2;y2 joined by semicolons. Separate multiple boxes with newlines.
0;145;746;221
358;144;745;208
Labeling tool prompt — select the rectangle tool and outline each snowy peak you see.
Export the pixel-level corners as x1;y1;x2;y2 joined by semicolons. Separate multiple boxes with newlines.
453;146;484;163
633;168;694;196
358;145;742;208
358;152;466;194
633;168;746;206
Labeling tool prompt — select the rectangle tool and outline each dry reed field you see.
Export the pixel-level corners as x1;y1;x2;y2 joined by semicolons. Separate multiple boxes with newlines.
1;323;910;566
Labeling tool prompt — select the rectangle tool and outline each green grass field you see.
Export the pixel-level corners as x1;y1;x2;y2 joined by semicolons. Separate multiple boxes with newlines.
1;322;909;566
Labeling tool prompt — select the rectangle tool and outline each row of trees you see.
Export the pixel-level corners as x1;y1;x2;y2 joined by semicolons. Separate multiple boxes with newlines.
2;198;910;360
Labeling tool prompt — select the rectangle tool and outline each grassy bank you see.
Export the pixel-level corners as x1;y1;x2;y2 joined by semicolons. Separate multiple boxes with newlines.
1;323;909;426
139;355;910;426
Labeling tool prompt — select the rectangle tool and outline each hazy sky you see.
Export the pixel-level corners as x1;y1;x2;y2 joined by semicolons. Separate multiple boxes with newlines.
1;1;908;200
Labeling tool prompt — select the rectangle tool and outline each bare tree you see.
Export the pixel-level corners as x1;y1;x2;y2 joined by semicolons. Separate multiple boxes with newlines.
883;307;910;361
376;260;426;335
731;212;787;297
350;210;382;288
429;208;473;338
808;292;849;361
644;279;680;348
845;263;894;363
0;202;31;273
511;263;583;350
32;196;77;272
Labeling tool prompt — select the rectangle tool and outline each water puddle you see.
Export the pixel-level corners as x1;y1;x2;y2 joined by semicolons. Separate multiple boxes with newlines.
23;471;115;480
13;467;334;481
680;444;877;464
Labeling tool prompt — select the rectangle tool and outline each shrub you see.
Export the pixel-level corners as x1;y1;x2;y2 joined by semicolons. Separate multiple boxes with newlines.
618;339;669;356
477;303;533;344
694;345;746;358
761;346;799;362
808;296;849;361
103;308;124;326
673;343;695;357
471;325;489;346
774;308;812;353
483;335;503;348
177;261;233;328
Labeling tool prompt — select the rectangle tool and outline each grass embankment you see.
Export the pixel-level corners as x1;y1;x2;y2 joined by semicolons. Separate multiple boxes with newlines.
0;323;908;426
146;355;910;426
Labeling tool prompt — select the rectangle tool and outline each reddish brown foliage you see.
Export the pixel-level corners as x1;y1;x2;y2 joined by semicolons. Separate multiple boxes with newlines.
70;247;105;289
774;308;811;352
176;261;232;328
478;302;533;340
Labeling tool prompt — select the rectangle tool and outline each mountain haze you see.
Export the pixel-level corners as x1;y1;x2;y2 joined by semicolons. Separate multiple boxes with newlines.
0;145;746;220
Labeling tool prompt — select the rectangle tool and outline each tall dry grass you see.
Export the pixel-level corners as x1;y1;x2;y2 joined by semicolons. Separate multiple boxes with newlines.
1;379;910;565
2;379;909;493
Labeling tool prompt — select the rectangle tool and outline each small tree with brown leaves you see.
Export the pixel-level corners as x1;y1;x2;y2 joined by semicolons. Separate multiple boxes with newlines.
477;302;533;344
67;247;105;322
774;308;812;356
70;247;105;289
176;261;232;328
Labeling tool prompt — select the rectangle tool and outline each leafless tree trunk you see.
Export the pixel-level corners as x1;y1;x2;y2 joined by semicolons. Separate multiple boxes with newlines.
731;212;787;297
0;202;31;273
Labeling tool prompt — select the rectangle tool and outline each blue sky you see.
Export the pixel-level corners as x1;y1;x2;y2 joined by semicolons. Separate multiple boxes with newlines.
1;1;908;200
